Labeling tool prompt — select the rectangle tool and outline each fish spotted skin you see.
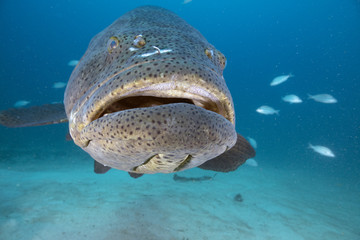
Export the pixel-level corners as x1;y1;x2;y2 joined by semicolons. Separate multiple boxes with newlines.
0;6;255;176
64;6;251;174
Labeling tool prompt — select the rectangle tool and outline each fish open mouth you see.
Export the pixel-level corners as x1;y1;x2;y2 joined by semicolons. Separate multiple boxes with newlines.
96;95;224;121
76;85;237;173
90;85;230;124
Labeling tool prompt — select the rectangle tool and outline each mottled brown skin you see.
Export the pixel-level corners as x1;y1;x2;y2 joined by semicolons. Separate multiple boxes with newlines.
0;6;255;176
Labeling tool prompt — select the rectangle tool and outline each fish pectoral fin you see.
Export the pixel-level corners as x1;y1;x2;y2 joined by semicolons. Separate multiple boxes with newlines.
128;172;144;178
198;133;256;172
0;103;67;128
94;160;111;174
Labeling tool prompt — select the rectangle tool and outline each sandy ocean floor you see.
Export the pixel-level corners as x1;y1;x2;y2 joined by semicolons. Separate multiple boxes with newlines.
0;147;359;240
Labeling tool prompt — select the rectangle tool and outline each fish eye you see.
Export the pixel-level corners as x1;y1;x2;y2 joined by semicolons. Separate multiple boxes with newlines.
107;36;120;53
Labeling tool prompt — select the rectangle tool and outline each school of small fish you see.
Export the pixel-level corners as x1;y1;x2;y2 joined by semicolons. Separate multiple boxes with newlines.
254;73;337;158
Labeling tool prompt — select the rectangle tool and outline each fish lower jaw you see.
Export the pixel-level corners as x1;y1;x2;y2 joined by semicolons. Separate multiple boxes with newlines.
79;103;237;174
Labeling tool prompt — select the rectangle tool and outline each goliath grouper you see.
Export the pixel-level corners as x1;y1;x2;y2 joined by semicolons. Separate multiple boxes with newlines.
0;6;255;178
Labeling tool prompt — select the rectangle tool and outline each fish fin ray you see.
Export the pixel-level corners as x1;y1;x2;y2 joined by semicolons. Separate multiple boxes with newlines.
198;133;256;172
0;103;67;128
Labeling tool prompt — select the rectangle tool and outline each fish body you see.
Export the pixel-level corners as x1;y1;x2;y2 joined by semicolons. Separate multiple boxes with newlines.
182;0;193;4
0;6;255;176
247;137;257;149
14;100;30;108
256;105;279;115
52;82;67;89
308;94;337;103
270;73;293;86
68;60;79;67
309;144;335;157
245;158;258;167
282;94;302;104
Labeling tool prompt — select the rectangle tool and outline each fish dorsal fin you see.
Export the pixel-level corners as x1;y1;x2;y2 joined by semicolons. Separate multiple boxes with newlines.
0;103;67;128
198;133;256;172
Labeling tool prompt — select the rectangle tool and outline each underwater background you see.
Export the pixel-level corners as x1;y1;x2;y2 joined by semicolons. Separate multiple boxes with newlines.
0;0;359;239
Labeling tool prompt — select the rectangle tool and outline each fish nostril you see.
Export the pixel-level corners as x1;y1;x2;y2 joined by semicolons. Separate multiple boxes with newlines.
133;35;146;48
205;48;213;59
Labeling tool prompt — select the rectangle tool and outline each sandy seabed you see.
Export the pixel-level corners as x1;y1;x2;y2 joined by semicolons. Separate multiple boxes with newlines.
0;150;359;240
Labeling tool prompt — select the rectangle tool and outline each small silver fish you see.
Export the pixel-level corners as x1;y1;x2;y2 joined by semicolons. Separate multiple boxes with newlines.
67;60;79;67
282;94;302;104
256;105;279;115
14;100;30;108
182;0;192;4
52;82;67;89
270;73;294;86
247;137;257;149
245;158;258;167
309;143;335;157
308;94;337;104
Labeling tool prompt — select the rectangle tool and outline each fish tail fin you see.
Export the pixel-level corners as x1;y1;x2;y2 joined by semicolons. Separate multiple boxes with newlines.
289;73;295;78
308;143;313;149
307;94;313;99
275;110;280;115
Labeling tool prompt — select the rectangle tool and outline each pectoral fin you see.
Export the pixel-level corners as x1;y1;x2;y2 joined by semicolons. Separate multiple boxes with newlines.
94;160;111;174
198;133;255;172
128;172;144;178
0;103;67;127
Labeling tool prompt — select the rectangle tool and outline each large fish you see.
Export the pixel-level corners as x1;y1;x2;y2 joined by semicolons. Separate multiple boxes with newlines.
0;6;255;177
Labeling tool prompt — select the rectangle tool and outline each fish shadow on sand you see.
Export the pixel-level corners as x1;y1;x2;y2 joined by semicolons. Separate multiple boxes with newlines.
172;173;217;182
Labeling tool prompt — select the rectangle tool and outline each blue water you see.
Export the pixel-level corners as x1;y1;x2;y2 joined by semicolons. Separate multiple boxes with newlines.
0;0;359;239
